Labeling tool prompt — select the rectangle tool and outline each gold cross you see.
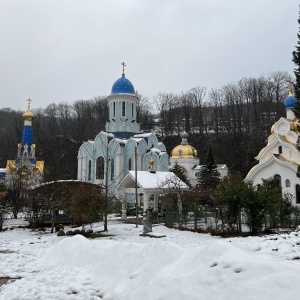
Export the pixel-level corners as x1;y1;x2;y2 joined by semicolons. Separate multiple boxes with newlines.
27;98;32;108
288;78;293;96
121;62;126;75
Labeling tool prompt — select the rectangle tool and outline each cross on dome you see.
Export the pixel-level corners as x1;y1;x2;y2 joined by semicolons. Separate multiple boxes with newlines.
288;78;293;96
121;62;126;75
27;98;32;109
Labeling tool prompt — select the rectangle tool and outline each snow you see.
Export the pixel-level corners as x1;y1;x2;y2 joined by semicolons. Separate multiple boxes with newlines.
127;171;189;189
1;220;300;300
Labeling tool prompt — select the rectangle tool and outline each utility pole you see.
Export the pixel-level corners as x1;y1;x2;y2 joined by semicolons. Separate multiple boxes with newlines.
135;145;138;228
104;138;109;231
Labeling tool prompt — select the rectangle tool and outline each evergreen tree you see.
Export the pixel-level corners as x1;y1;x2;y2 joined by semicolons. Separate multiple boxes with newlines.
170;162;191;187
293;8;300;116
196;144;221;205
214;173;247;233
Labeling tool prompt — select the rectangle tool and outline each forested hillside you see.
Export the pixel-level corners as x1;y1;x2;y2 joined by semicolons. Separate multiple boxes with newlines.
0;71;290;180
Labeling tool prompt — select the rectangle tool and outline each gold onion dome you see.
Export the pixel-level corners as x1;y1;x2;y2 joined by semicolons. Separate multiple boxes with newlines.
23;98;34;121
171;132;197;158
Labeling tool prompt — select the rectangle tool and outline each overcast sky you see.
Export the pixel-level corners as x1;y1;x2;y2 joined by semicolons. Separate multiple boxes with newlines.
0;0;298;111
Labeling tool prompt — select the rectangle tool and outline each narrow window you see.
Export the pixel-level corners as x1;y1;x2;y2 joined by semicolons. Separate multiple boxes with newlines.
278;146;282;154
274;174;281;186
296;184;300;204
111;159;114;180
132;103;134;118
129;158;132;171
113;102;116;117
96;156;104;179
88;160;91;180
285;179;290;187
122;101;125;117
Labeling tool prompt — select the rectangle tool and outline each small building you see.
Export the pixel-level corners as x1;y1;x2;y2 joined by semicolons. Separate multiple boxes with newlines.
170;132;228;186
245;86;300;205
118;158;189;219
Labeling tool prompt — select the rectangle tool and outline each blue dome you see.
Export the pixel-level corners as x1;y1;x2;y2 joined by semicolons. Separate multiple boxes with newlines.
284;95;297;109
111;74;135;95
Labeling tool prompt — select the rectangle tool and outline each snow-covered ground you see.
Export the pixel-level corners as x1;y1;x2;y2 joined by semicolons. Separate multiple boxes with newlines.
1;217;300;300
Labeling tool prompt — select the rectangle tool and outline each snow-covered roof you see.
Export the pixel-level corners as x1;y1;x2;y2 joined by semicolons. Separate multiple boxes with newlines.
102;132;115;138
193;164;227;170
149;147;166;156
132;138;143;143
133;133;153;138
123;171;189;190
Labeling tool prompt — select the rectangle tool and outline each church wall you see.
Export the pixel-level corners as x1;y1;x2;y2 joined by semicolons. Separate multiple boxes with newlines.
158;143;166;152
147;134;158;148
259;141;300;165
248;161;298;205
138;139;147;157
81;142;94;183
107;94;139;121
159;154;169;172
124;140;136;173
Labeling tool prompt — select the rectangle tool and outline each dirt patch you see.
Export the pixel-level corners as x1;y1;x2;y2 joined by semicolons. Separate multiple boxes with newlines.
0;277;21;286
0;250;16;254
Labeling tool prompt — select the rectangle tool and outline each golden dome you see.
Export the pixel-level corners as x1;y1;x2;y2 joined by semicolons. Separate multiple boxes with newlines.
23;98;34;121
171;144;197;159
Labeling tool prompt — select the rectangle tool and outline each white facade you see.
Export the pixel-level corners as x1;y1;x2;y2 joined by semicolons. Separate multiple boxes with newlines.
77;72;169;196
245;92;300;205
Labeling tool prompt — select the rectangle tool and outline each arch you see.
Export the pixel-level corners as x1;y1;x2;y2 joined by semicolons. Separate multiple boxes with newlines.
96;156;104;180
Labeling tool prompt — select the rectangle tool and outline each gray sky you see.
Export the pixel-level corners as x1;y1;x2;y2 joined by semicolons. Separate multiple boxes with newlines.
0;0;298;111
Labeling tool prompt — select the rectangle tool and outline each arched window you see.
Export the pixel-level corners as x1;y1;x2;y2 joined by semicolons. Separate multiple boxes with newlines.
122;101;125;117
88;160;91;181
128;158;132;171
296;185;300;204
274;174;281;186
113;102;116;117
285;179;291;188
111;159;114;180
96;156;104;180
278;146;282;154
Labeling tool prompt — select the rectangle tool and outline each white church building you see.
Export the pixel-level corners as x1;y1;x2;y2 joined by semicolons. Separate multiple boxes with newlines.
77;66;169;200
245;87;300;205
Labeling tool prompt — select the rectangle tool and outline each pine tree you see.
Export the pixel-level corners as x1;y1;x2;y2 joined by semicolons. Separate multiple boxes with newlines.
293;8;300;117
170;162;191;187
197;144;221;205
